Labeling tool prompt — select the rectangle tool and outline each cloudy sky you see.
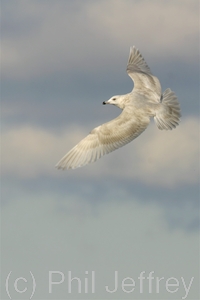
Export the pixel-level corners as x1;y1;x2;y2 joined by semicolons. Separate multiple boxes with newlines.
1;1;199;299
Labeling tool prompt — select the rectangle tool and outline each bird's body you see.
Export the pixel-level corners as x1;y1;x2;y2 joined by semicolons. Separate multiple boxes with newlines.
56;46;181;169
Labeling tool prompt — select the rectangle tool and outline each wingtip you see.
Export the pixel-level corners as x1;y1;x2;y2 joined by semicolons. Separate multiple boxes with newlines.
55;163;65;170
129;45;137;52
128;45;138;60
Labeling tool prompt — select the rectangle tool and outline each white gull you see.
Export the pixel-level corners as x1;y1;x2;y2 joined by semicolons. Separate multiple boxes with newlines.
56;46;181;170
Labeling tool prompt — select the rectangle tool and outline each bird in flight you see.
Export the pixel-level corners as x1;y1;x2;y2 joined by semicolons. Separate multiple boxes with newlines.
56;46;181;170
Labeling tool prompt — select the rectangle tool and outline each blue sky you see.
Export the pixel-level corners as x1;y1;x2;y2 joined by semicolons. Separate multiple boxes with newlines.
1;1;199;299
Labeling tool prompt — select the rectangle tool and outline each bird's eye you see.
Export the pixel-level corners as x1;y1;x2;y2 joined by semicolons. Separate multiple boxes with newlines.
113;98;116;100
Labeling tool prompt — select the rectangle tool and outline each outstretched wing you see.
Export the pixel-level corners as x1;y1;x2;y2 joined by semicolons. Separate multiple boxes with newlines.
56;109;150;169
127;46;161;99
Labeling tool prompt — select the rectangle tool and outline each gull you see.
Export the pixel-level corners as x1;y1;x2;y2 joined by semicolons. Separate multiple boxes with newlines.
56;46;181;170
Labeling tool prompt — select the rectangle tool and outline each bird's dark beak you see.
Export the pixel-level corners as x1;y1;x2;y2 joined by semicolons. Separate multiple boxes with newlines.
102;101;106;105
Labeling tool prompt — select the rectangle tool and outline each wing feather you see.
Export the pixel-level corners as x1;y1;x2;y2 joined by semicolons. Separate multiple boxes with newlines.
56;109;150;169
127;46;152;75
127;46;161;100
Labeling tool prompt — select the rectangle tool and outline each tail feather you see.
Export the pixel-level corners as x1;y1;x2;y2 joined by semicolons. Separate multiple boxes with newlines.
154;88;181;130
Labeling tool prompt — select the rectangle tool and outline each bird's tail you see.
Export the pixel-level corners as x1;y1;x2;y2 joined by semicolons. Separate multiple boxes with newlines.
154;88;181;130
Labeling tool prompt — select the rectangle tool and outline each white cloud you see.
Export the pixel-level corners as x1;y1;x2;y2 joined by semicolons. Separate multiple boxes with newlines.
1;117;199;187
1;189;199;299
131;118;200;187
1;0;199;79
88;0;198;58
1;125;86;178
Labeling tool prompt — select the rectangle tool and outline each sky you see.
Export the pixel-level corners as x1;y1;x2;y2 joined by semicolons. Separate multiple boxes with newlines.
1;0;199;299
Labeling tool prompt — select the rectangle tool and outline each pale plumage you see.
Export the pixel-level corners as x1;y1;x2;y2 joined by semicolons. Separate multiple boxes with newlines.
56;46;181;170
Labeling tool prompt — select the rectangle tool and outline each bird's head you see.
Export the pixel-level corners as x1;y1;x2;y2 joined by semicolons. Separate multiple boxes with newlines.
102;95;128;109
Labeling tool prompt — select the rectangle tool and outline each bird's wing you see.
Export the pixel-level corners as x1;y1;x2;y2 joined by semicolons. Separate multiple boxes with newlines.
127;46;161;99
56;109;150;169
